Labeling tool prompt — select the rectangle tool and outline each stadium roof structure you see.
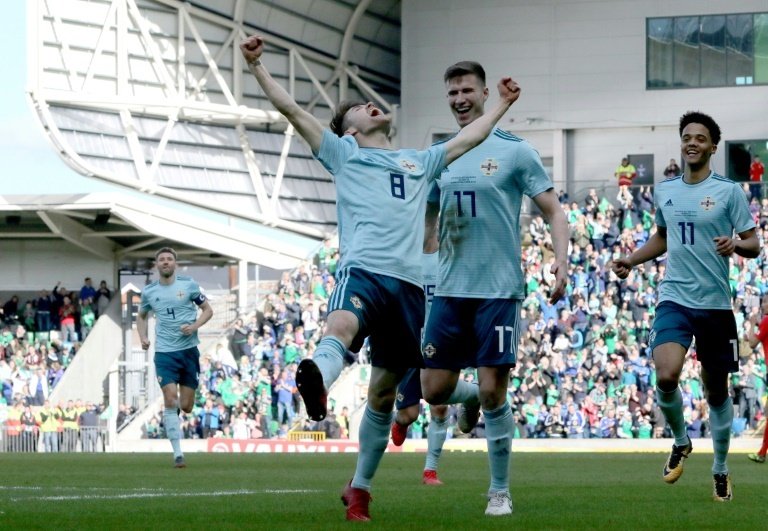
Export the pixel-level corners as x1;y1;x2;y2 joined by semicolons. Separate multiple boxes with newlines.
0;192;320;270
26;0;401;251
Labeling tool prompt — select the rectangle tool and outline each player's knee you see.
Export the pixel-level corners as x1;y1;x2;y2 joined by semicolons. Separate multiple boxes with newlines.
163;397;179;410
397;407;419;425
655;374;679;392
479;387;506;410
422;385;451;405
431;405;449;419
368;384;396;412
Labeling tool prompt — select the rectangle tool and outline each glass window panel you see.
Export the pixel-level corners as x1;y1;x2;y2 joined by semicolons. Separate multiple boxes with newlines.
755;13;768;83
647;18;674;88
700;15;727;86
674;17;700;87
727;14;754;85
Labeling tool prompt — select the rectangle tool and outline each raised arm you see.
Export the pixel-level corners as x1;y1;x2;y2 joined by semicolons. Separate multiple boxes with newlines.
442;77;520;165
240;35;324;152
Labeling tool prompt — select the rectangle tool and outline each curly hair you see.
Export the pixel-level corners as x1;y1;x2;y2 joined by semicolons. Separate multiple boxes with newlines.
679;111;721;145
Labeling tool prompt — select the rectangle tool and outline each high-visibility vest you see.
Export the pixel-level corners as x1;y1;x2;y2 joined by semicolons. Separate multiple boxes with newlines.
39;409;60;433
62;408;79;430
6;408;22;436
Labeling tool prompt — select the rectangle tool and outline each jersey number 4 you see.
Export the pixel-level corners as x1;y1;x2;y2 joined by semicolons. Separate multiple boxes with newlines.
166;308;176;319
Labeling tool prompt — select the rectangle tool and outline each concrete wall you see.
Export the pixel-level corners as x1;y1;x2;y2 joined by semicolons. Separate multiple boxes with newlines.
400;0;768;193
0;240;114;293
49;295;123;405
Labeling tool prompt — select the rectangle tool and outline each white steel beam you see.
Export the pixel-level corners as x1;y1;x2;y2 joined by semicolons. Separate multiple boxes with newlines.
236;123;272;216
82;0;120;92
181;9;238;106
37;211;115;260
43;0;79;90
117;236;164;256
119;110;152;182
126;0;178;97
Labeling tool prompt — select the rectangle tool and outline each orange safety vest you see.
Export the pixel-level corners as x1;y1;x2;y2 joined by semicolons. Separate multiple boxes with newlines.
6;409;22;436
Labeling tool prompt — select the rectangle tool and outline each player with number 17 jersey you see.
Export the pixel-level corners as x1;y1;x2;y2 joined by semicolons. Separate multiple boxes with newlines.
423;128;554;370
653;172;754;310
431;128;553;299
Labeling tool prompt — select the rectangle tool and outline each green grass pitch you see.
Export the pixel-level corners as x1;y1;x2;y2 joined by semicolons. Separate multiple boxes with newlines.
0;452;765;529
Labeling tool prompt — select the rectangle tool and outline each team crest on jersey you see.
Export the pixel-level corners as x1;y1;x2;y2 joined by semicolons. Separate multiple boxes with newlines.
176;290;186;300
480;158;499;176
423;343;436;358
350;296;363;310
399;159;418;172
700;196;716;210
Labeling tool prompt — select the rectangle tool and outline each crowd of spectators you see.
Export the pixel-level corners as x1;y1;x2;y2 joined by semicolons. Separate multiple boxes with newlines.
0;278;114;450
0;278;114;401
0;399;109;452
140;184;768;443
498;183;768;440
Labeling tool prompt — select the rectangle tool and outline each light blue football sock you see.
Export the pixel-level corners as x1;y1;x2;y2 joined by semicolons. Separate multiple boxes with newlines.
163;408;182;458
351;406;393;492
424;415;448;472
445;380;480;407
656;386;688;446
708;398;733;475
313;335;346;389
484;402;513;493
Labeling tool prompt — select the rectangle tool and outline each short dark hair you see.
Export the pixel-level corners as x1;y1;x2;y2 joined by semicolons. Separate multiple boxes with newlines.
329;100;365;137
679;111;721;145
155;247;177;260
443;61;486;85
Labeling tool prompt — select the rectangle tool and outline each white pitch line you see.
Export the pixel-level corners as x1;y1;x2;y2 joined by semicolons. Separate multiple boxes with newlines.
10;488;320;502
0;486;164;492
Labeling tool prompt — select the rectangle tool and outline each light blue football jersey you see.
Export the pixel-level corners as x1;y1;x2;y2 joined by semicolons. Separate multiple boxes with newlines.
316;129;446;287
422;250;439;322
140;275;207;352
430;128;553;298
654;172;755;309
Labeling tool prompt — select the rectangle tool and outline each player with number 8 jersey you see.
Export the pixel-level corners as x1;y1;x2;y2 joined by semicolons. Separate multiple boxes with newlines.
239;34;522;521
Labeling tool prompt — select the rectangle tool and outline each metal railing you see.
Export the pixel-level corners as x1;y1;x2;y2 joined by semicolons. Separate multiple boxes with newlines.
0;426;109;453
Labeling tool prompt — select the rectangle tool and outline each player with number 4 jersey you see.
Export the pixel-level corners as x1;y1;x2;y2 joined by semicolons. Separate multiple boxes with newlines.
137;247;213;469
612;111;758;503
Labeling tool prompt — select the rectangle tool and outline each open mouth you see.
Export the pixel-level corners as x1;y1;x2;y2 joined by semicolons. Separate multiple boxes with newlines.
455;106;471;116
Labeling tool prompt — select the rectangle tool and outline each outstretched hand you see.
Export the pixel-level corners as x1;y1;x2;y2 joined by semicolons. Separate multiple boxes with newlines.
240;35;265;65
497;77;521;105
